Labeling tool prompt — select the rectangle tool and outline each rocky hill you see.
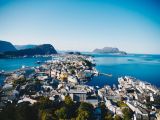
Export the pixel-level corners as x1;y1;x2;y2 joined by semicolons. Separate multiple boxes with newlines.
3;44;57;57
93;47;127;54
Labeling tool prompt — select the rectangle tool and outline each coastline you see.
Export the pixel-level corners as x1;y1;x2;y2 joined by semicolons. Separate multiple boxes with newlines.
1;53;160;87
0;53;160;120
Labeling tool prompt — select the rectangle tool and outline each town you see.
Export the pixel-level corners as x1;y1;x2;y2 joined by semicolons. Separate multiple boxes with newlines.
0;54;160;120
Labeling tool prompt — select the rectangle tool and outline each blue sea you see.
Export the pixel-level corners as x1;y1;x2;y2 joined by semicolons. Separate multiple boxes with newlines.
0;54;160;88
86;53;160;88
0;57;52;84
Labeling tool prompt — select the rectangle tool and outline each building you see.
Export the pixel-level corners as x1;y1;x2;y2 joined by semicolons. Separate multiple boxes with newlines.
68;75;78;84
69;89;87;102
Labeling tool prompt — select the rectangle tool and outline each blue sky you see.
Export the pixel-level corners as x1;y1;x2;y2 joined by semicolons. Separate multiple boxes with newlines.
0;0;160;54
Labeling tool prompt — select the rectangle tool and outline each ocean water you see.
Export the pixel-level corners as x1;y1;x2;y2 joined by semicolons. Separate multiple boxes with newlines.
0;54;160;88
0;57;52;84
86;54;160;88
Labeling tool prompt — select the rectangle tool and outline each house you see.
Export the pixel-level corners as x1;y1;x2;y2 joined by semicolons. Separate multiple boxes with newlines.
98;88;106;98
156;111;160;120
85;99;99;107
2;84;13;90
36;73;48;81
59;72;68;81
68;75;78;84
18;97;37;104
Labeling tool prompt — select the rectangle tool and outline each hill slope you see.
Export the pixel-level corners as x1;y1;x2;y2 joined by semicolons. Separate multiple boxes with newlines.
4;44;57;57
0;40;17;52
15;45;37;50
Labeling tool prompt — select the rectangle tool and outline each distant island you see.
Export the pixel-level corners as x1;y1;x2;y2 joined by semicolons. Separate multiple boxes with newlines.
93;47;127;55
0;40;57;58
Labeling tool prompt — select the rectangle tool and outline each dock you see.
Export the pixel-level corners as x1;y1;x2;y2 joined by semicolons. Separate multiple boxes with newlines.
99;73;112;77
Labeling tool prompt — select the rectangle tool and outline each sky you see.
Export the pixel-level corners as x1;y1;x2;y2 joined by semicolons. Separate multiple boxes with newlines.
0;0;160;54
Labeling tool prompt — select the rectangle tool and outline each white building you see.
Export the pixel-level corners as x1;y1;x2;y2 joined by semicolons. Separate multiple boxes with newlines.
69;89;87;102
68;75;78;84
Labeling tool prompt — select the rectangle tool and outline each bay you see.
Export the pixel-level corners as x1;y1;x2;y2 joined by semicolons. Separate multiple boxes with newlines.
86;53;160;88
0;57;52;84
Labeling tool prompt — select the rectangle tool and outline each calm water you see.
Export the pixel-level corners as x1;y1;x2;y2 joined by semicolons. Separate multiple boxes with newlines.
0;57;52;84
86;54;160;88
0;54;160;88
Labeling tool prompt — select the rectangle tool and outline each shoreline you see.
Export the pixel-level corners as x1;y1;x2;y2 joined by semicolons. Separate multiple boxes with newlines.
0;54;160;120
1;53;160;88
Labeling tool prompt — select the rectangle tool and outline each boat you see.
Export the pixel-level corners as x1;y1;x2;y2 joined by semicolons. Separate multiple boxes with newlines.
36;61;42;64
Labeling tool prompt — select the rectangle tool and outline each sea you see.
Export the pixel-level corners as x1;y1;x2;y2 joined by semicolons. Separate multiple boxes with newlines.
0;54;160;88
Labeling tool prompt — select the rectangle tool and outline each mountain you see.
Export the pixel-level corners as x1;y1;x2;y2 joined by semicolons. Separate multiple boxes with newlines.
0;40;17;52
15;45;37;50
93;47;127;54
3;44;57;57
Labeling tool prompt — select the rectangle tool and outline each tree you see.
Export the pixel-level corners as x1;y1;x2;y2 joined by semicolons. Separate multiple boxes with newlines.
117;101;128;108
55;107;68;119
78;102;94;112
114;115;122;120
64;95;76;118
104;114;113;120
13;77;26;85
122;108;133;120
70;69;75;75
76;110;90;120
39;110;52;120
77;102;94;120
64;95;74;107
15;102;38;120
0;103;16;120
100;102;108;119
82;59;93;69
38;97;53;110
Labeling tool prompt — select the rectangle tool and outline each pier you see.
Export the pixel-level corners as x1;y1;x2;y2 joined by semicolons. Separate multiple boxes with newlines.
99;73;112;77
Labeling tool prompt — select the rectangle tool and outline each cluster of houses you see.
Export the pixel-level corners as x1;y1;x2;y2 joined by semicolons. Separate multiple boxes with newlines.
0;54;160;120
97;76;160;120
35;54;97;83
0;55;98;109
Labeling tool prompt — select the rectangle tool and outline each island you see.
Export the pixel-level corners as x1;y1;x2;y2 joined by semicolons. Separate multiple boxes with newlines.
93;47;127;55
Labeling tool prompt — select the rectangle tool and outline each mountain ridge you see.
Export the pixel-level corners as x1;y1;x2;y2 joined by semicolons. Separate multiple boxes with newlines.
4;44;57;57
14;44;37;50
0;40;57;58
0;40;17;52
